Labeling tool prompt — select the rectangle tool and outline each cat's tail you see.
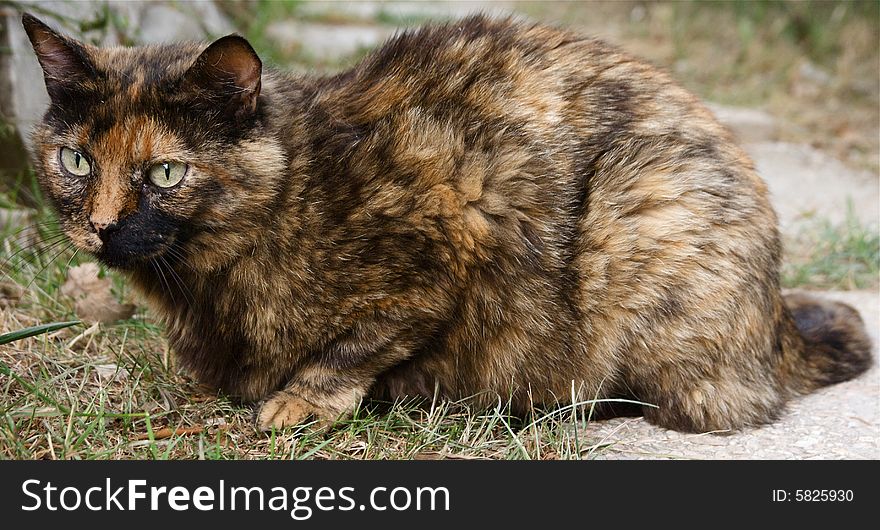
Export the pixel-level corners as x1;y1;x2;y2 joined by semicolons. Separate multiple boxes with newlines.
781;292;873;394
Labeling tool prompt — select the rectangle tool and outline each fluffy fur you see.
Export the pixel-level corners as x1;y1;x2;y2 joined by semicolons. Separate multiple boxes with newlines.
23;13;873;433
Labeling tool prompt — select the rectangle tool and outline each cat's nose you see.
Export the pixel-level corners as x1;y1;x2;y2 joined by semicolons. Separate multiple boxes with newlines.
90;216;119;239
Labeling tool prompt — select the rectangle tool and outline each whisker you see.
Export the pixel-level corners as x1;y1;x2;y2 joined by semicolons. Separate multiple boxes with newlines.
62;248;80;273
3;229;67;251
2;231;67;260
1;221;65;251
164;243;197;273
24;241;74;290
25;235;71;263
1;218;61;234
151;257;173;305
1;225;65;243
159;254;194;309
1;233;70;280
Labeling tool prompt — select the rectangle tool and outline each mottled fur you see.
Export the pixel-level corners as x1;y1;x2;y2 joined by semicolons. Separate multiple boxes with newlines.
24;13;872;433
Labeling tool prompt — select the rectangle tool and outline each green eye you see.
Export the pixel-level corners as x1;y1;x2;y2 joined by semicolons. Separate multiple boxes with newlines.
148;162;187;188
59;147;91;176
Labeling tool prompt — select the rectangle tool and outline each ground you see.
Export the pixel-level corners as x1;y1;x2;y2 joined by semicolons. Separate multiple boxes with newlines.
588;290;878;459
0;1;877;460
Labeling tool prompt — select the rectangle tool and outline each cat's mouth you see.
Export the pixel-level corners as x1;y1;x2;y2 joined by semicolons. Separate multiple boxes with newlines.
64;213;187;270
93;232;178;270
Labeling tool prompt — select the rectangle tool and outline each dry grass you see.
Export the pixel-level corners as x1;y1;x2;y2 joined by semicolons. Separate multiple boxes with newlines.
0;314;629;461
2;1;877;460
0;215;636;460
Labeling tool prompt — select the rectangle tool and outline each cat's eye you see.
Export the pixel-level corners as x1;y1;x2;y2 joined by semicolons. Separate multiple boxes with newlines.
148;162;187;188
59;147;91;176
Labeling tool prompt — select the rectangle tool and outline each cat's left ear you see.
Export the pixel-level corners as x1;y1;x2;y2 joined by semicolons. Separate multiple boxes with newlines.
182;35;262;115
22;13;96;101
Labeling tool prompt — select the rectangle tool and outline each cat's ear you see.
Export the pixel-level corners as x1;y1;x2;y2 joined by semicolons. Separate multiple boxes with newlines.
21;13;96;100
182;35;262;115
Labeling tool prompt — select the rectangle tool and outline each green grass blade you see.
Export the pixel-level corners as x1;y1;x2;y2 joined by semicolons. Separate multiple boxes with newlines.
0;321;80;345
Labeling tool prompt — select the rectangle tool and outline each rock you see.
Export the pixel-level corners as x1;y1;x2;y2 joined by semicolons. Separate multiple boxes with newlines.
706;103;780;144
265;21;394;62
797;60;832;87
0;3;45;188
133;2;233;44
264;1;515;65
295;0;514;22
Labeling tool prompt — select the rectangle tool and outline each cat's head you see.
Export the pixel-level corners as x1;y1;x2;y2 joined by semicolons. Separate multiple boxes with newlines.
22;13;286;271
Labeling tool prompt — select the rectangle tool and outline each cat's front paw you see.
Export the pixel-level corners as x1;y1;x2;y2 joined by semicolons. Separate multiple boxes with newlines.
256;391;329;431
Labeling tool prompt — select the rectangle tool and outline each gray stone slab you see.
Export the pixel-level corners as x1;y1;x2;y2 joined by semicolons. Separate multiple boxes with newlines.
585;290;880;460
265;20;395;62
1;0;232;156
746;142;879;231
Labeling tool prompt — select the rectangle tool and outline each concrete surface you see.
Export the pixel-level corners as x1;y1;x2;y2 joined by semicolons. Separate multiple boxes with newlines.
586;290;879;459
748;141;879;231
706;103;780;144
294;0;513;21
706;104;878;230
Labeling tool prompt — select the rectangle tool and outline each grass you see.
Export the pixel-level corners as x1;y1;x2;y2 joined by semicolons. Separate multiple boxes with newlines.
0;201;639;459
1;1;877;460
783;205;880;290
0;320;80;345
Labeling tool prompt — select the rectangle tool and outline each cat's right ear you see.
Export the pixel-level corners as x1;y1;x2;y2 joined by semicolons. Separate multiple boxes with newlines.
21;13;95;101
181;35;262;117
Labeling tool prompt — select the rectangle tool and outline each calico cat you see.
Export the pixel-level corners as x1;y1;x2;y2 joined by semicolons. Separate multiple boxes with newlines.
22;12;872;433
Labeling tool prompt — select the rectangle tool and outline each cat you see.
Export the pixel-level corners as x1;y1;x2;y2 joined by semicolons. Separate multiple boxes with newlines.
22;12;872;433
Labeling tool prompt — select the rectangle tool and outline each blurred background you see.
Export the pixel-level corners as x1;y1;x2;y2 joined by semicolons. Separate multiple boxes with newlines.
0;1;877;460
